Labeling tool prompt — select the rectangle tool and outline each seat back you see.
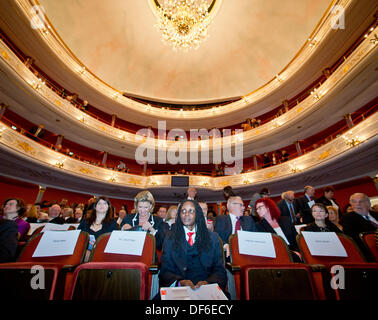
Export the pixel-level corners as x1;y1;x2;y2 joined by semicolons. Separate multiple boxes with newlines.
229;233;293;300
296;233;366;266
0;262;61;300
17;231;89;268
243;264;320;300
359;231;377;262
89;232;156;266
229;233;293;266
68;262;149;300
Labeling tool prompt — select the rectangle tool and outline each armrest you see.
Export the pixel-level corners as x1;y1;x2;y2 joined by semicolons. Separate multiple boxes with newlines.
226;262;240;274
149;264;159;274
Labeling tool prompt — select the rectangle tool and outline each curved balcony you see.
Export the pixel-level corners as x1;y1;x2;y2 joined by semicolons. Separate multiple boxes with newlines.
0;0;375;129
0;113;376;201
0;27;377;160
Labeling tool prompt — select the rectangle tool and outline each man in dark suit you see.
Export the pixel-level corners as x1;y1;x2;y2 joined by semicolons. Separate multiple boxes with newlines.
316;186;342;217
159;200;227;293
277;191;301;225
0;218;18;263
341;193;378;260
296;185;316;224
28;124;45;141
214;196;262;258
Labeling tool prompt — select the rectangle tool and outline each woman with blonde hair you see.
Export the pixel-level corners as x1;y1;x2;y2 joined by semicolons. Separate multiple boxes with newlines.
25;204;39;223
164;205;178;228
327;206;343;231
120;190;169;250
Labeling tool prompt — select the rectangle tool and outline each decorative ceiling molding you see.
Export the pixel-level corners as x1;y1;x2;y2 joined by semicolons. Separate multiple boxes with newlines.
13;0;351;117
0;26;376;156
1;113;376;192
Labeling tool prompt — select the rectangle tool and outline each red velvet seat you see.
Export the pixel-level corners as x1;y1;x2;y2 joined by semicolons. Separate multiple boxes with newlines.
359;231;377;262
88;232;158;297
296;233;378;299
16;231;89;299
229;233;295;299
67;262;149;300
0;262;62;300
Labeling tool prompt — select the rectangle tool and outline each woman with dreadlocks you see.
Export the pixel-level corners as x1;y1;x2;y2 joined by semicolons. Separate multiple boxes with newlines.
159;199;227;294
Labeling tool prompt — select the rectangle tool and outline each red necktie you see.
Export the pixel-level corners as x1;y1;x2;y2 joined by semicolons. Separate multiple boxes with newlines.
187;232;194;246
235;217;241;233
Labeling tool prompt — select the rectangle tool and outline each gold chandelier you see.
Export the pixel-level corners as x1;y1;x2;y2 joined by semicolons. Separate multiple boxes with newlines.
149;0;222;51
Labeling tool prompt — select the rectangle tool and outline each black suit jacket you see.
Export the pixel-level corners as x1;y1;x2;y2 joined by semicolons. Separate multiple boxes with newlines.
0;219;18;263
121;213;169;251
277;199;300;224
49;216;78;224
159;231;227;291
257;216;299;251
340;211;378;260
296;195;315;224
214;214;262;245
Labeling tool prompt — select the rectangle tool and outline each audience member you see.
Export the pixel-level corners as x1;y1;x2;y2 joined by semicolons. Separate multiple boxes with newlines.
187;187;197;200
164;205;178;228
115;209;127;227
341;193;378;260
303;203;342;233
0;219;18;263
156;206;168;220
74;207;83;222
327;206;343;231
281;150;290;162
248;187;270;217
296;185;316;224
78;196;118;239
223;186;236;201
121;191;169;251
214;196;262;258
159;200;228;295
316;186;341;216
28;124;45;141
25;204;39;223
48;204;62;223
255;198;300;254
277;191;301;225
262;153;270;168
2;198;30;241
199;202;213;231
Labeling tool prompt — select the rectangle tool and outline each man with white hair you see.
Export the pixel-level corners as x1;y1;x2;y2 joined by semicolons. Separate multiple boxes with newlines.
277;191;300;225
341;193;378;260
187;187;197;200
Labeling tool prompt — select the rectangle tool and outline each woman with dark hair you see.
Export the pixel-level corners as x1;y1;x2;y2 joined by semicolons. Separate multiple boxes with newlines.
303;203;342;233
159;200;227;293
255;198;299;253
2;198;30;241
223;186;235;200
78;196;118;239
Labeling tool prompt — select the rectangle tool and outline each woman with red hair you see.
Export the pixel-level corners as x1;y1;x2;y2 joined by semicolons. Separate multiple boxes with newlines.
255;198;299;253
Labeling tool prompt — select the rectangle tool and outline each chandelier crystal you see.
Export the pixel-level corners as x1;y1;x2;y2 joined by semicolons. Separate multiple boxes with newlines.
152;0;218;51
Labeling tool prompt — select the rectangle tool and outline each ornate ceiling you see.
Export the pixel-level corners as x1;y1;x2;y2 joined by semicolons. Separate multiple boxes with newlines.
38;0;330;103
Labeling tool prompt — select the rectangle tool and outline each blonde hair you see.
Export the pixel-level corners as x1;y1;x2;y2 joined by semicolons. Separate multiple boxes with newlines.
134;190;155;213
165;205;178;221
27;205;38;219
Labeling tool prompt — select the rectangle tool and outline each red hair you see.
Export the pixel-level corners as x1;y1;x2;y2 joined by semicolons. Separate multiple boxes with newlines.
255;198;281;221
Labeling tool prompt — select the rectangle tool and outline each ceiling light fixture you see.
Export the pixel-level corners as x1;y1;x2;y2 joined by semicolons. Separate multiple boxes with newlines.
149;0;222;51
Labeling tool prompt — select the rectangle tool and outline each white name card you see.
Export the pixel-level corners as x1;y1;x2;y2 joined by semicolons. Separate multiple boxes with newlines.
104;231;146;256
302;231;347;257
32;230;81;257
160;283;228;300
42;223;71;232
237;230;276;258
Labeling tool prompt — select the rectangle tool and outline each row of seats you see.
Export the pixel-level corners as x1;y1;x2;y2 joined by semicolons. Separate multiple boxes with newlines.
0;230;376;300
228;232;378;300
